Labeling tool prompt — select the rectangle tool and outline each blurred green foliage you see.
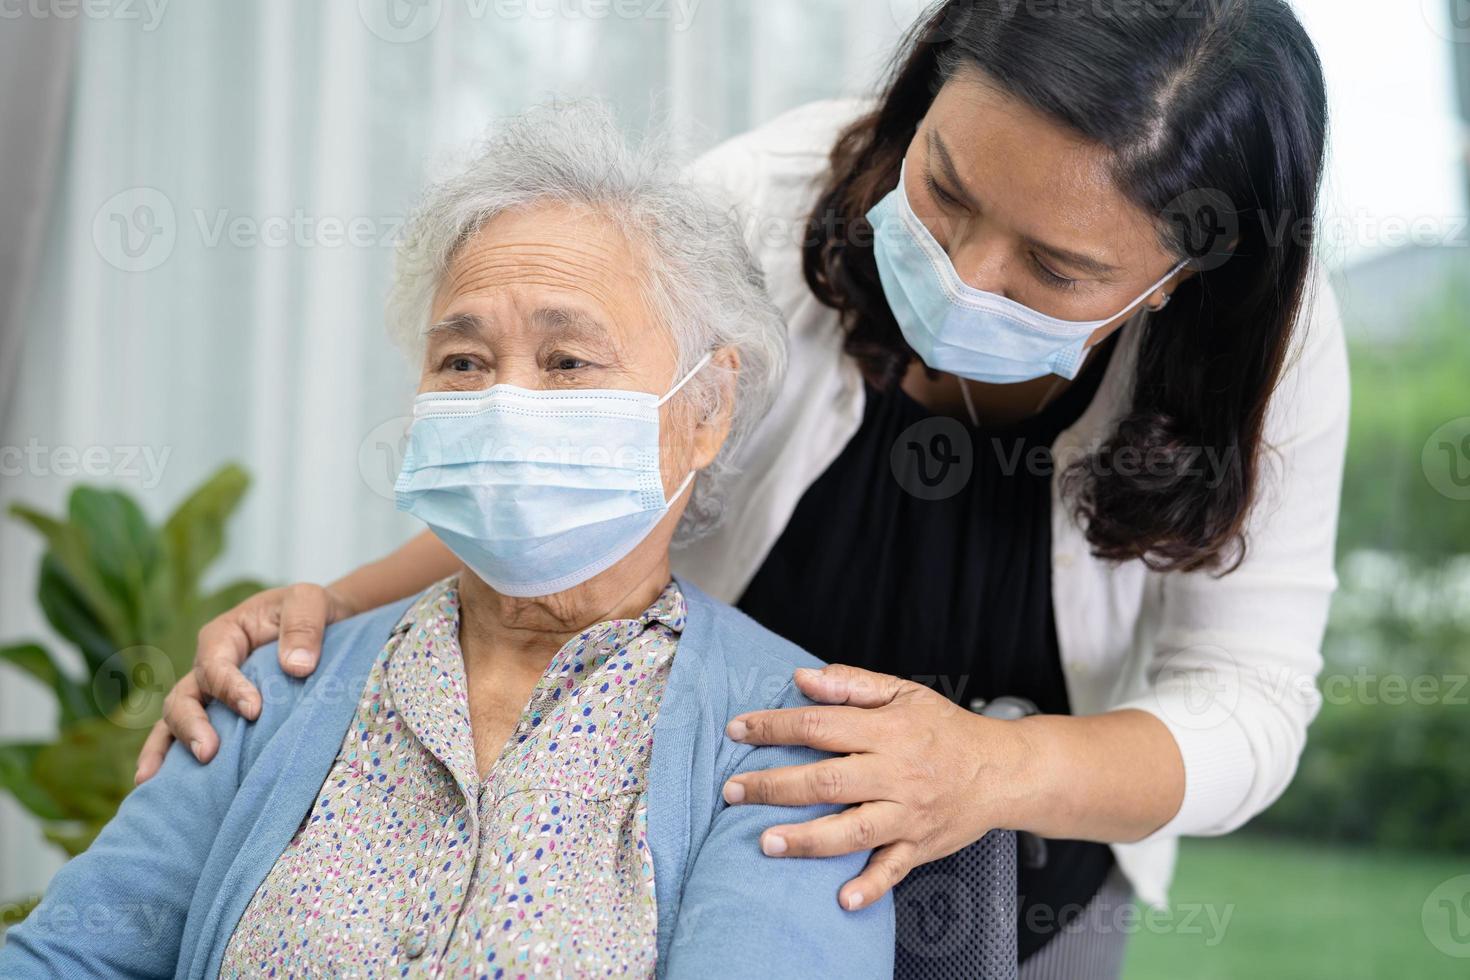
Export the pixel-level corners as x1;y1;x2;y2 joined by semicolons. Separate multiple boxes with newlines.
1334;273;1470;559
0;464;266;913
1253;270;1470;851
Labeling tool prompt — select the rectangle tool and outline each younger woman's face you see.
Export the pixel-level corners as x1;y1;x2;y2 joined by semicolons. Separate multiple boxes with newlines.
903;66;1186;345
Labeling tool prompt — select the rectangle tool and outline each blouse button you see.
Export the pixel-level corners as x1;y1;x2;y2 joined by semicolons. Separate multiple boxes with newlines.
404;928;429;959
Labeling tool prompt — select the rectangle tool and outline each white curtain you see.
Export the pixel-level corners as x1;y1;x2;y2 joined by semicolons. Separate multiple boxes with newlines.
0;0;918;900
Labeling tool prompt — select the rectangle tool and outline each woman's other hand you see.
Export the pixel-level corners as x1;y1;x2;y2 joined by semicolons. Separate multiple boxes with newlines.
720;664;1031;912
134;583;358;783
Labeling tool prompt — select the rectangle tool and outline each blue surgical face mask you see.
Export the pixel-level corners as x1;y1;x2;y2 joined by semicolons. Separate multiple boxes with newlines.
867;161;1186;384
394;353;711;598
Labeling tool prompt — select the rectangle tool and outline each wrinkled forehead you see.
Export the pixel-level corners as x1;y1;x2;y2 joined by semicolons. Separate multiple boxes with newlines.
428;202;659;349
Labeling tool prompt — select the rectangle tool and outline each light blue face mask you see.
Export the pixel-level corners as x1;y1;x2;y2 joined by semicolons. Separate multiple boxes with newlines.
394;353;711;598
867;161;1187;384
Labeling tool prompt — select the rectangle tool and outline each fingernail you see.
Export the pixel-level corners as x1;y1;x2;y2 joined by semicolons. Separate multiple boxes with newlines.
286;649;313;669
237;697;256;716
845;891;865;911
762;834;787;856
725;718;748;740
189;739;204;759
722;781;745;804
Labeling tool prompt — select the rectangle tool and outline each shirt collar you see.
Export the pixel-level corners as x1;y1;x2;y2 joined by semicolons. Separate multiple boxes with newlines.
639;579;687;634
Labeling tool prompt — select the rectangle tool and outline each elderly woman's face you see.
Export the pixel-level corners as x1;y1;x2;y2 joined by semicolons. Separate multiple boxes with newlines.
421;203;719;501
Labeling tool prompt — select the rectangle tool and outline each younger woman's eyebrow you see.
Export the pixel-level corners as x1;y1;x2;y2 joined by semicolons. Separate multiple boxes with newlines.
1028;238;1121;279
928;129;981;210
930;128;1119;279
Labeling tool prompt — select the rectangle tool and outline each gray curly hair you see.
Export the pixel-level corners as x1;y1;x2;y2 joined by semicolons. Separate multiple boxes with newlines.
386;101;788;541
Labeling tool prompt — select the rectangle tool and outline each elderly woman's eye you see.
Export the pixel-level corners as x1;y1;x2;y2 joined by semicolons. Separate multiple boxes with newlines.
444;355;481;373
550;355;590;372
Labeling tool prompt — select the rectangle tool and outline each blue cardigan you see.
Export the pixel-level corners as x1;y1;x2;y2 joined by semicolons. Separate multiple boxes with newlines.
1;578;894;978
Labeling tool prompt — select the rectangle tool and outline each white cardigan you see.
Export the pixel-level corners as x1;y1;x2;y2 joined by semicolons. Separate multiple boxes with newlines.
670;99;1351;909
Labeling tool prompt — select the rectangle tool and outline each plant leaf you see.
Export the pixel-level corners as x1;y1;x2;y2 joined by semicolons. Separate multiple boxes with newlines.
35;554;129;677
2;894;41;926
0;743;67;821
0;643;95;725
160;464;250;607
10;504;134;657
68;487;161;638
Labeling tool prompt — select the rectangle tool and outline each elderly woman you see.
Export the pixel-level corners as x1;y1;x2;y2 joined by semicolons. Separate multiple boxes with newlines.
0;104;894;979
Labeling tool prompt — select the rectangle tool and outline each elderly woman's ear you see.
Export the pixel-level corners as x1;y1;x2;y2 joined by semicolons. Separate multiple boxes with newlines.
687;346;742;472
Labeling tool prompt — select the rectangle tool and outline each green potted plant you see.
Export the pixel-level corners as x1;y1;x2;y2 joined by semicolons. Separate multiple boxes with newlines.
0;463;267;924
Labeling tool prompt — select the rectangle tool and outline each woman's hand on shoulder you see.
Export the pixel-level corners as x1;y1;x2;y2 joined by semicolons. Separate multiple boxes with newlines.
133;583;359;784
720;664;1026;911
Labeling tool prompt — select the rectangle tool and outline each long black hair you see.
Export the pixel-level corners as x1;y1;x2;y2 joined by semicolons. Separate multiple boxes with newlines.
803;0;1328;573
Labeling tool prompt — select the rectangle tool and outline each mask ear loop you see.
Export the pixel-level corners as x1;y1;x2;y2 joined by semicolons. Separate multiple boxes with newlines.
656;350;715;505
1120;259;1189;319
657;351;714;407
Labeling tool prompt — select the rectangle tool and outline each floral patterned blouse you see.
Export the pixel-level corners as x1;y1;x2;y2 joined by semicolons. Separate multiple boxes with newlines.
220;576;685;978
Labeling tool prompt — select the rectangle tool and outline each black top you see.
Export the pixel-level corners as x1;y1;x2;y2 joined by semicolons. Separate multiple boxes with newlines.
737;339;1118;962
